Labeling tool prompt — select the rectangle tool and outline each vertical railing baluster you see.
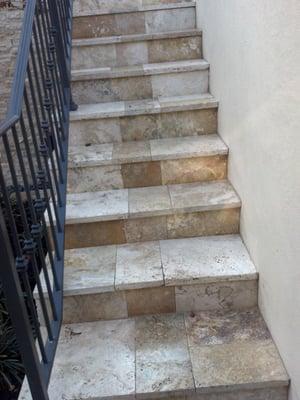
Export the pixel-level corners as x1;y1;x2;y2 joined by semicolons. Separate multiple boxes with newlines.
0;0;73;397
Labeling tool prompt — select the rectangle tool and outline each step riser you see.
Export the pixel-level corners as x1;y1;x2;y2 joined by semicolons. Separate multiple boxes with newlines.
67;155;228;193
72;35;202;70
64;208;240;249
72;69;209;105
39;279;257;324
70;108;218;146
73;7;196;39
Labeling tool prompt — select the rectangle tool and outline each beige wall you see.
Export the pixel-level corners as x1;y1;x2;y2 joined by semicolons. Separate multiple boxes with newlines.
196;1;300;399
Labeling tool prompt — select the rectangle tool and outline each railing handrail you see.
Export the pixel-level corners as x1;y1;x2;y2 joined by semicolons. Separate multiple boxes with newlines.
4;0;37;125
0;0;73;398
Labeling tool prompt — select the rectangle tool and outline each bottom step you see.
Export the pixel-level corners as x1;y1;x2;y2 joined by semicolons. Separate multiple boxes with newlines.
21;309;288;400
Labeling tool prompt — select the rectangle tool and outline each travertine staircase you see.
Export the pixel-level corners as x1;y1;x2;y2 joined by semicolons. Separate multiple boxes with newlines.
22;0;289;399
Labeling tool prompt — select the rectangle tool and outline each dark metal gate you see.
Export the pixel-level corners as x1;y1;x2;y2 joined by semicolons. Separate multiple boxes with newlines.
0;0;73;398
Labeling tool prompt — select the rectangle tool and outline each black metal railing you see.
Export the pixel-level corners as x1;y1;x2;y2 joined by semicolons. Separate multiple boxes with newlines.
0;0;73;398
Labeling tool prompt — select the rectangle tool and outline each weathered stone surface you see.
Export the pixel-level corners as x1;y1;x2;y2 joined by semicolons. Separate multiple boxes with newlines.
148;35;202;63
168;181;240;213
66;189;129;223
166;209;240;239
63;245;116;295
115;241;163;290
161;156;227;184
136;314;194;397
63;291;128;323
125;215;168;242
176;280;258;313
65;220;126;249
150;134;227;160
126;287;176;316
129;185;172;217
68;164;123;192
46;320;135;399
145;8;195;33
160;235;256;286
185;310;289;392
121;161;162;188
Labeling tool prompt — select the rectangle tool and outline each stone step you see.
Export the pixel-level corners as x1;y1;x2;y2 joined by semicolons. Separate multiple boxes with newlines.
67;134;228;192
69;94;218;146
40;235;257;323
21;309;289;400
73;1;196;39
71;59;209;104
72;30;202;70
63;180;241;249
73;0;196;17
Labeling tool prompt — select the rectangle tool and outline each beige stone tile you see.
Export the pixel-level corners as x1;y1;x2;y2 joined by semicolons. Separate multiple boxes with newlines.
112;76;153;101
168;181;241;213
116;41;148;67
115;241;163;290
145;8;195;33
68;164;123;192
160;235;256;286
185;309;270;347
66;189;128;223
129;185;172;217
167;209;240;239
73;0;142;16
161;156;227;185
176;280;258;313
120;113;159;141
73;14;117;39
133;387;288;400
71;100;125;119
72;78;114;104
68;143;113;167
126;287;175;317
115;11;146;35
124;98;160;115
150;134;228;160
190;341;288;392
185;310;289;392
158;109;217;138
63;245;116;295
152;70;209;98
135;313;194;397
148;36;202;64
121;161;162;188
112;140;151;163
65;220;126;249
69;118;122;146
72;43;117;69
63;291;128;323
46;320;135;399
125;215;168;242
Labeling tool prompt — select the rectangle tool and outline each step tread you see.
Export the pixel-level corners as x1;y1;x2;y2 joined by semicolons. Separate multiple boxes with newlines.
21;309;289;400
73;0;196;17
64;180;241;224
72;29;202;47
68;134;228;168
72;58;209;81
70;94;218;121
46;235;257;296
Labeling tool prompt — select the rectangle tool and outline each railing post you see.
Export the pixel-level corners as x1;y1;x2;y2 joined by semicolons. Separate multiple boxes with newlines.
0;210;49;400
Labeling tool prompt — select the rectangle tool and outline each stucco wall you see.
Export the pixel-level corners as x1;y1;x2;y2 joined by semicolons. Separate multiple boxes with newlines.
196;1;300;399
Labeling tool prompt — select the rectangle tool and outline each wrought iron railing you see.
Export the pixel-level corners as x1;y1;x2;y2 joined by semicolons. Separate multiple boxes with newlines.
0;0;74;398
